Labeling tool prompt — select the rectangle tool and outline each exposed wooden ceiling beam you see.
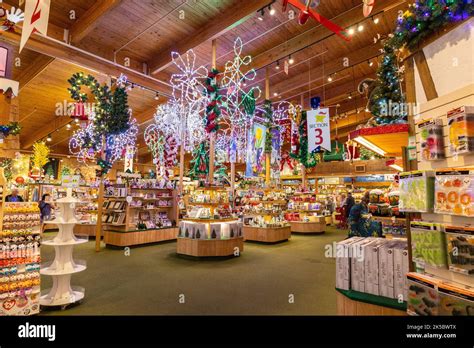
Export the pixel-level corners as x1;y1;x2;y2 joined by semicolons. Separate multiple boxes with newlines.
269;44;382;99
149;0;271;75
18;55;55;91
70;0;122;44
0;30;173;96
250;0;405;71
21;117;72;150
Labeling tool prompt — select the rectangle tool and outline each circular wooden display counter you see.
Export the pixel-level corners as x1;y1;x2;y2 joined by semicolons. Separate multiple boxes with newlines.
289;220;325;234
176;218;243;257
243;225;291;243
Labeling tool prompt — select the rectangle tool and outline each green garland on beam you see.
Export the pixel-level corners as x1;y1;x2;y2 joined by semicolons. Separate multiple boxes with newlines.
263;99;273;154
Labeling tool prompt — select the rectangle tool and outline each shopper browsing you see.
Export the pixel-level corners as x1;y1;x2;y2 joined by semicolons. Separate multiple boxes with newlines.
39;193;55;222
5;188;24;202
343;192;355;218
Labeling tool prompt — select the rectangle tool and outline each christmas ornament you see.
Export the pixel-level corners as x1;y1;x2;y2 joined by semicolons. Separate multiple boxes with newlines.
282;0;350;41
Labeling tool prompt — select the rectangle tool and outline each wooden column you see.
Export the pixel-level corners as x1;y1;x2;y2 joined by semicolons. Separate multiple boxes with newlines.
265;67;271;184
95;181;104;252
300;94;307;189
208;39;217;185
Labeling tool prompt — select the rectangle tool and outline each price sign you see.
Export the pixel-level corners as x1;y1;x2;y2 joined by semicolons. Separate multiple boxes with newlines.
62;175;80;188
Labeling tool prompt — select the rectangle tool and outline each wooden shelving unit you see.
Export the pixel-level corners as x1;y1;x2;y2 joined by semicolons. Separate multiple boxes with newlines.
103;184;178;247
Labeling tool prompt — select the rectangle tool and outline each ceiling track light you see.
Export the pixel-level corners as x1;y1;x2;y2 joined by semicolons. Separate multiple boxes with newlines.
358;23;364;32
348;27;355;35
276;60;280;70
327;75;333;82
368;60;374;67
154;92;159;100
46;134;52;142
373;16;380;24
269;5;275;15
288;55;294;65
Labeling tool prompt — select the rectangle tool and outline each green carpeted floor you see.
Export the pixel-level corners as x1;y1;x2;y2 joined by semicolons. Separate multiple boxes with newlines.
40;226;348;315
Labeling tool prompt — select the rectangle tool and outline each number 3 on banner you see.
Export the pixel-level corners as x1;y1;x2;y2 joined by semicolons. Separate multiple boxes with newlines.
314;128;323;145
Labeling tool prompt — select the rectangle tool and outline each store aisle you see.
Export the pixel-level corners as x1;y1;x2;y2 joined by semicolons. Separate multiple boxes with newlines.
40;227;348;315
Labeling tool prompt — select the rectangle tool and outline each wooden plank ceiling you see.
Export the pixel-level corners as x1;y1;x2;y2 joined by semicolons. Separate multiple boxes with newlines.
1;0;409;160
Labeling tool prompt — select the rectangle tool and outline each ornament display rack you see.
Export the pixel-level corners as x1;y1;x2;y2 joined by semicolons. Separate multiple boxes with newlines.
0;169;42;315
412;99;474;290
40;188;87;309
177;186;243;257
103;182;178;247
236;188;291;243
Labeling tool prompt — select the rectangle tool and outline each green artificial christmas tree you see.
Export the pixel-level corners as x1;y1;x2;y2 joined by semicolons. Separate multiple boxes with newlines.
368;43;407;125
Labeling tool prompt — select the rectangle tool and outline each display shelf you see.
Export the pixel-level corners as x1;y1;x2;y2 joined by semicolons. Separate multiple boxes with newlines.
103;181;178;246
336;288;407;315
104;227;178;247
177;218;243;257
288;220;325;234
181;217;238;223
243;225;291;243
0;198;42;316
176;237;244;257
40;286;85;307
40;189;86;308
349;124;409;157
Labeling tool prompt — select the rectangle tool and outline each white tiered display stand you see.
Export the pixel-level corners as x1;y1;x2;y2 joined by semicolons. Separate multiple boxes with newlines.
40;188;87;309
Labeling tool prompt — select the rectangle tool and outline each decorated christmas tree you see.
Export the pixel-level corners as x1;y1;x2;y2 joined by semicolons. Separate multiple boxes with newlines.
368;43;407;125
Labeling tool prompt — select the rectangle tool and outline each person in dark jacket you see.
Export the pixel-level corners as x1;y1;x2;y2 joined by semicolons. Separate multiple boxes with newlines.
343;192;355;218
5;188;24;202
39;193;55;221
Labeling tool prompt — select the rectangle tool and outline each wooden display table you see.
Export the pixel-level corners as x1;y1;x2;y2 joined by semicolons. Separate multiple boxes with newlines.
243;225;291;243
104;227;178;247
177;218;243;257
289;218;325;234
177;237;243;257
336;288;406;316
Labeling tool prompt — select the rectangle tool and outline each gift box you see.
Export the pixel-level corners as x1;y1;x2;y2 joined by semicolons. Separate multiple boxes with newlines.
434;168;474;217
399;171;435;213
209;223;221;240
444;225;474;276
417;118;445;161
410;222;447;270
447;106;474;156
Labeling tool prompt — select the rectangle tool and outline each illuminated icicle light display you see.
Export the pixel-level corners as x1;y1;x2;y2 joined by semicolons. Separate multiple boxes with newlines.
220;37;262;163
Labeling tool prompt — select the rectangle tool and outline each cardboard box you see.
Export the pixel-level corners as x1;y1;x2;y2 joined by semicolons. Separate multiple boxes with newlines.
350;238;376;292
335;237;363;290
394;241;409;302
364;239;387;296
378;241;401;298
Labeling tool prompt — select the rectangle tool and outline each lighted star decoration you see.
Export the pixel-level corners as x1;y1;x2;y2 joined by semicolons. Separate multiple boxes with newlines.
220;37;262;163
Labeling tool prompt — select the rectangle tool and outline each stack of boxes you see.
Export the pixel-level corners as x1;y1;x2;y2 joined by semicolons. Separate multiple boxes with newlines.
336;237;409;301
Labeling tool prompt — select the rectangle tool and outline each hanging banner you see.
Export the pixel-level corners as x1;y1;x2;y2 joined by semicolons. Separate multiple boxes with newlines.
270;127;281;178
245;123;266;177
307;108;331;152
20;0;51;53
124;145;134;173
